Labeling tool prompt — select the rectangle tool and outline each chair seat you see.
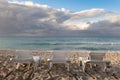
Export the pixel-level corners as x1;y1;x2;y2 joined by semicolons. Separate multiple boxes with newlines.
14;58;33;63
86;60;110;63
52;58;70;62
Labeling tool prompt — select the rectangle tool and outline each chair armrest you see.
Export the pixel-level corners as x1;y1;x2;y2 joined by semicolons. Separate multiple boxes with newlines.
33;56;40;62
66;58;70;63
10;58;13;61
47;58;52;62
47;55;53;62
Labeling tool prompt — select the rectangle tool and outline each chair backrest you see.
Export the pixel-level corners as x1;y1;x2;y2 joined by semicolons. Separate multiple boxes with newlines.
15;50;33;59
89;51;105;60
52;50;68;61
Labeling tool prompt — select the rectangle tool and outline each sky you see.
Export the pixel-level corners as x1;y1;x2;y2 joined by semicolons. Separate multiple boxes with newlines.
0;0;120;37
41;0;120;12
9;0;120;12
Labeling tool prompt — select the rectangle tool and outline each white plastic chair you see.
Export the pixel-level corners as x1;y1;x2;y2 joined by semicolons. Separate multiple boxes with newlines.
48;50;70;71
89;52;106;71
13;50;34;69
85;51;110;72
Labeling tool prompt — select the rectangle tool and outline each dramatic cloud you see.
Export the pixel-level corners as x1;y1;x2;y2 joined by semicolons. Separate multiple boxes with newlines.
0;1;120;36
87;15;120;36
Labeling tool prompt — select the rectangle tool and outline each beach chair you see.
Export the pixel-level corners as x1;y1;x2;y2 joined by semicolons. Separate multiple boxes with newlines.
86;51;110;72
48;50;70;71
13;50;34;69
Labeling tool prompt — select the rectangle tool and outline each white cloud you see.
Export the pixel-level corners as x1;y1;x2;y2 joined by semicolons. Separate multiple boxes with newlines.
70;8;106;20
8;0;50;8
108;15;120;23
71;22;90;30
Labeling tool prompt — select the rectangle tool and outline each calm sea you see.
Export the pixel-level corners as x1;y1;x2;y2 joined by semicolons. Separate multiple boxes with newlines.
0;37;120;50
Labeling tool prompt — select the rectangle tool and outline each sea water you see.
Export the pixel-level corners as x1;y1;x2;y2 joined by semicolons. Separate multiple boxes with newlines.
0;37;120;50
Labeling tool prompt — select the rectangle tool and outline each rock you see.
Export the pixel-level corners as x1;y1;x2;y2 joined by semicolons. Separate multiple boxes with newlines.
16;76;23;80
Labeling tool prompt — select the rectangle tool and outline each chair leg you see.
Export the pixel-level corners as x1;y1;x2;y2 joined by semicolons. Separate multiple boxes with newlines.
49;62;52;70
102;63;106;72
82;62;85;72
28;63;31;70
66;63;69;71
14;62;16;69
80;61;82;66
90;63;92;69
34;63;37;71
16;63;20;69
34;61;39;71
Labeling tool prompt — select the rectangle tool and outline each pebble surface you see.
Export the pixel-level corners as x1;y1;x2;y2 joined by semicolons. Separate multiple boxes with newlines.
0;50;120;80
